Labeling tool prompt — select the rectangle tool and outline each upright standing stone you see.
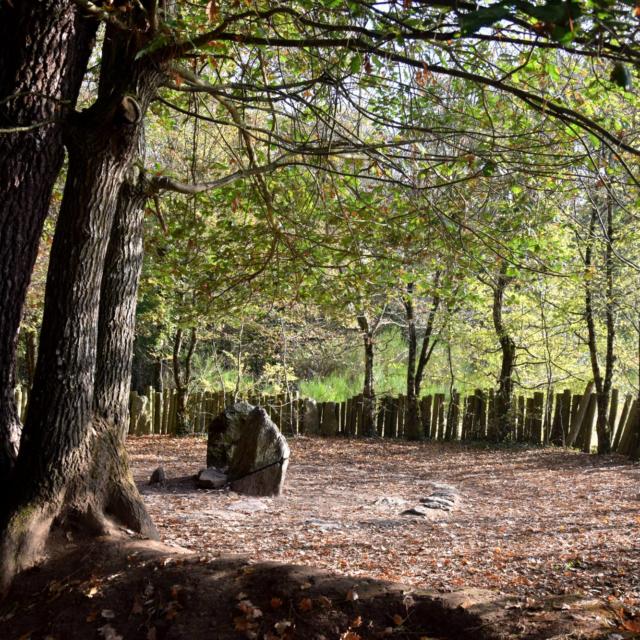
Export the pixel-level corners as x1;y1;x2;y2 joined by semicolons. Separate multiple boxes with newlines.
206;402;289;496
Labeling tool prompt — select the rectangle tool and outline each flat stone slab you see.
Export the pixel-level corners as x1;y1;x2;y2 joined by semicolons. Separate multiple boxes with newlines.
402;483;461;518
226;498;271;513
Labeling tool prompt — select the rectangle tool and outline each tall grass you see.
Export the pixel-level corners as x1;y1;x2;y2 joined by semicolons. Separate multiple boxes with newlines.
189;326;499;402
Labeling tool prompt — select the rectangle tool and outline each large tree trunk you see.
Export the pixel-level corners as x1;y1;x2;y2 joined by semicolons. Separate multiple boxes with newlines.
0;0;96;488
492;263;516;441
0;25;163;588
88;174;158;538
357;316;376;437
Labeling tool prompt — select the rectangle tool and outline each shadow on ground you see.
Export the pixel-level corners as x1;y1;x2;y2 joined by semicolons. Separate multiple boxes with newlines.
0;535;628;639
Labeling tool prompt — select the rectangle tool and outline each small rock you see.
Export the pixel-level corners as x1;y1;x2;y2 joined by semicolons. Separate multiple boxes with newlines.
197;467;228;489
374;496;409;508
305;518;343;531
148;467;166;485
401;506;430;517
419;499;453;511
420;495;456;508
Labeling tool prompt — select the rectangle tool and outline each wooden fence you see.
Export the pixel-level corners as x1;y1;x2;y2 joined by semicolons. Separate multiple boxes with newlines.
12;384;640;455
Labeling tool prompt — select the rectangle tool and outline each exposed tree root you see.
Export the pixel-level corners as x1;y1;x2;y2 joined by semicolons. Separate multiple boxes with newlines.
0;418;157;594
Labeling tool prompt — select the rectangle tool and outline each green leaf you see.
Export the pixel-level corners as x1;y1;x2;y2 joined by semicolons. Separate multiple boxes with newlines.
350;53;363;74
610;62;632;90
460;5;511;35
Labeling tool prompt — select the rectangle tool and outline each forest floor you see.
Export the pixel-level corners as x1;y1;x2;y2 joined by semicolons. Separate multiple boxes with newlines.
3;436;640;640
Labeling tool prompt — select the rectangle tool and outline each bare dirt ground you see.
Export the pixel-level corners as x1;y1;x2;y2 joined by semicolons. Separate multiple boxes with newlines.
132;436;640;608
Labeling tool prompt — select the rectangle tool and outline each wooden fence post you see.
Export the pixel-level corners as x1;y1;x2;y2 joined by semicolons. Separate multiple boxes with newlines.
613;394;632;451
607;388;619;444
461;395;473;441
487;389;497;440
376;398;385;436
436;393;446;440
567;382;595;447
515;395;525;442
472;389;486;439
430;394;441;440
421;395;432;439
153;391;162;434
530;392;544;444
446;391;460;440
578;393;597;452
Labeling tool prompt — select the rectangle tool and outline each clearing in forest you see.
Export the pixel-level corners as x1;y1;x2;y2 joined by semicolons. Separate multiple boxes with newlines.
131;436;640;604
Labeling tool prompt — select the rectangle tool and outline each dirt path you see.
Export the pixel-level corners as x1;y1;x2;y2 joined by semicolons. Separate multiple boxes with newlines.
130;436;640;607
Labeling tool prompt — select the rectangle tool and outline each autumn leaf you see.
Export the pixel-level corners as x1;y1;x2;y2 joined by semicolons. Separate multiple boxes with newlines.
85;585;99;598
237;599;262;619
622;618;640;632
274;619;292;633
393;613;404;626
297;597;313;612
340;632;362;640
98;624;123;640
131;594;144;615
165;605;178;621
270;597;283;609
206;0;219;22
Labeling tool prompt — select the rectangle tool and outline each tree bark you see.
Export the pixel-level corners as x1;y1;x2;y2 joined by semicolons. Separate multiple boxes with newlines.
0;21;164;589
0;0;96;488
173;327;198;436
584;203;614;454
404;275;441;439
414;273;441;399
357;315;376;437
403;285;421;440
85;173;158;538
492;263;516;441
153;359;164;392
